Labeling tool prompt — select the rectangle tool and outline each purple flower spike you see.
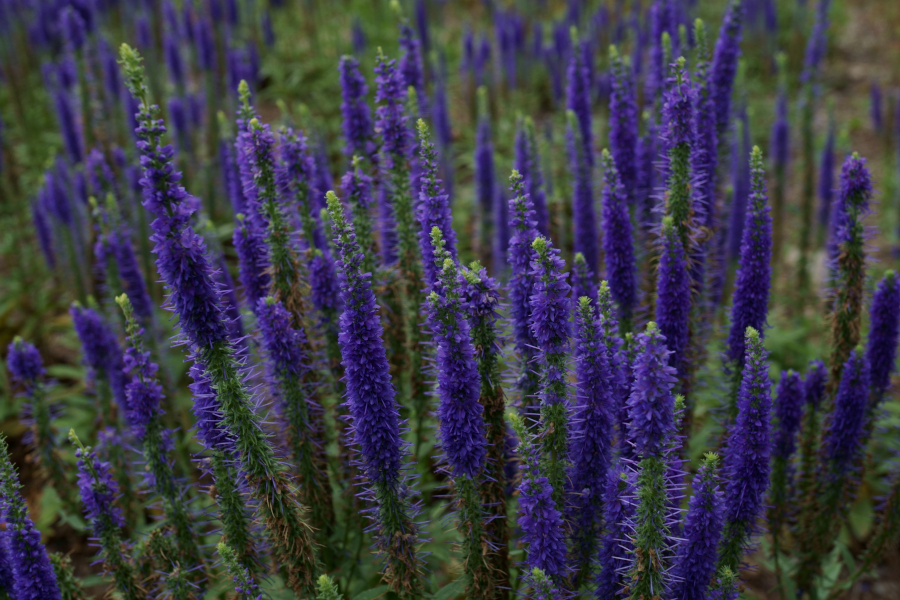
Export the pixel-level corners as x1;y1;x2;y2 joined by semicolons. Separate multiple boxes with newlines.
709;0;746;133
824;350;869;476
567;111;599;275
600;149;637;328
416;122;456;289
6;339;45;390
0;439;62;600
514;118;549;236
570;253;597;307
626;322;677;459
375;51;409;164
426;254;487;479
70;304;128;416
719;327;772;573
773;371;804;463
75;445;125;529
566;33;593;167
509;414;567;578
866;271;900;404
474;87;496;259
804;359;828;409
339;56;374;160
671;453;724;600
655;216;691;379
399;23;427;118
726;147;772;370
595;465;637;597
566;297;614;576
608;46;638;202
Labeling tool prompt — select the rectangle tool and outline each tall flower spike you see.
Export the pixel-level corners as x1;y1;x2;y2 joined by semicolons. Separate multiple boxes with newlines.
514;117;550;236
608;46;638;203
566;297;615;584
718;327;772;577
827;153;873;395
770;54;790;263
5;339;75;509
797;349;869;591
866;271;900;408
600;149;637;331
399;22;427;117
426;245;492;596
120;45;320;593
508;412;568;579
507;170;541;410
256;296;334;538
116;295;200;573
417;121;456;289
690;18;719;232
566;29;593;167
474;86;496;265
595;465;637;597
627;323;677;458
709;0;745;134
0;437;62;600
339;55;374;160
571;253;597;307
459;262;510;590
768;370;804;563
326;191;424;597
69;431;140;600
663;56;695;250
70;304;128;423
530;236;572;507
218;542;261;600
567;110;599;274
656;216;691;381
726;147;772;418
670;452;725;600
797;359;828;513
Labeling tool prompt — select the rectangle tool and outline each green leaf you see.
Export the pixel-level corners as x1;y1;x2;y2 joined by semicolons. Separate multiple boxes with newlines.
432;578;465;600
351;584;390;600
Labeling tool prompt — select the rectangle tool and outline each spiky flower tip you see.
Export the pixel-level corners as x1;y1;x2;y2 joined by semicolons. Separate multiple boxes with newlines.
600;149;637;330
656;216;691;381
627;322;677;459
6;337;44;391
218;542;261;600
339;55;374;159
326;192;424;597
565;297;614;581
709;0;746;133
528;566;572;600
671;452;724;600
417;121;457;289
529;236;572;502
828;153;873;393
69;431;140;600
663;56;695;250
824;349;870;480
508;413;567;579
315;574;341;600
866;271;900;406
719;327;772;576
566;109;599;274
507;170;541;408
0;437;61;600
70;303;128;419
726;147;772;411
